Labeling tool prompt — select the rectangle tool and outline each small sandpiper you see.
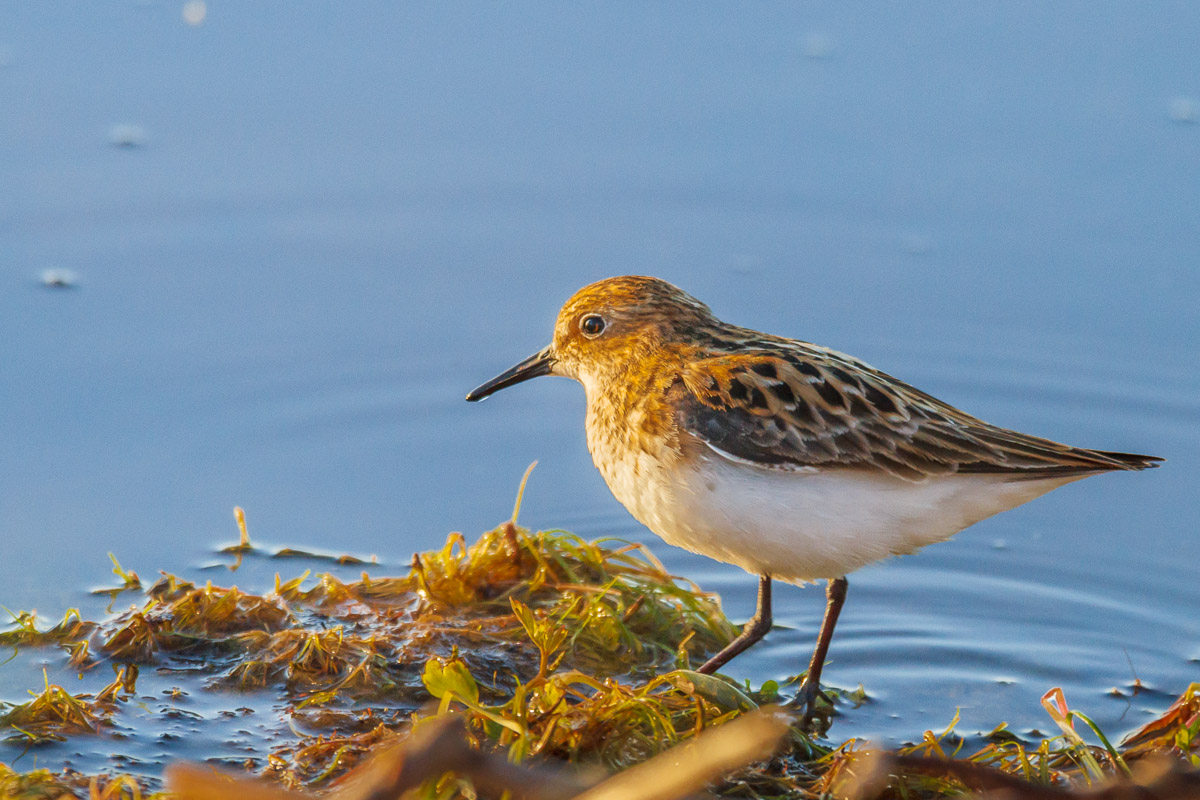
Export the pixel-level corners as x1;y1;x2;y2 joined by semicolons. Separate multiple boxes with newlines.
466;275;1160;722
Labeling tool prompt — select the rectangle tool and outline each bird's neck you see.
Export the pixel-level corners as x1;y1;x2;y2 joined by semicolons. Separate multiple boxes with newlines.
582;349;686;465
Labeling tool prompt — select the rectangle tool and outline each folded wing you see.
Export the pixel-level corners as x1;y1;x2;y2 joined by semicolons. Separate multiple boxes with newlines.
677;347;1161;482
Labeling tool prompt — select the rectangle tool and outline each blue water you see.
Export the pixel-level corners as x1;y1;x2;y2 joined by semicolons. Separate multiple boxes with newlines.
1;1;1197;776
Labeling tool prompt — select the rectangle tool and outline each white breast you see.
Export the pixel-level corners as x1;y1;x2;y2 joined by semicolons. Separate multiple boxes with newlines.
592;442;1081;584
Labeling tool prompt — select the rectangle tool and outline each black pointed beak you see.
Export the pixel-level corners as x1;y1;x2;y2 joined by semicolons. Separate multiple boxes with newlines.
465;345;556;401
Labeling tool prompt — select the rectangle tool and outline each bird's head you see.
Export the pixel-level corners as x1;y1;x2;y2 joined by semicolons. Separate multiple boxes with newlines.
465;275;715;401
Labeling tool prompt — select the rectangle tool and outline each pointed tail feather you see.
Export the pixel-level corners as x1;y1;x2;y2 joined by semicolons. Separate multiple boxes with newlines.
1088;450;1163;471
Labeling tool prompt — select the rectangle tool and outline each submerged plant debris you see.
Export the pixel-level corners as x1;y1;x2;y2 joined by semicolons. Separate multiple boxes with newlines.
0;506;1197;799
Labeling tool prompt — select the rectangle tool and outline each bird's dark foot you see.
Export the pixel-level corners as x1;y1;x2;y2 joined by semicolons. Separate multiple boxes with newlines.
787;677;833;731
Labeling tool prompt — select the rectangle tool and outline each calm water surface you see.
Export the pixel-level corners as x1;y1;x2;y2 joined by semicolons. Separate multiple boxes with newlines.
1;1;1198;778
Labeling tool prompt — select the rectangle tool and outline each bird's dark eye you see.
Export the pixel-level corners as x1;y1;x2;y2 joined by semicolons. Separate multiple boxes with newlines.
579;314;606;338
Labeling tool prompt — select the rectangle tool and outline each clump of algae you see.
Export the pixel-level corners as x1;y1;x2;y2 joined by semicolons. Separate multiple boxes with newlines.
0;501;764;794
0;666;135;744
0;496;1197;799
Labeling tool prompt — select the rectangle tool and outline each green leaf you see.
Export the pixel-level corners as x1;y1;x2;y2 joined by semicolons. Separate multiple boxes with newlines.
510;598;539;643
422;658;479;705
665;670;760;711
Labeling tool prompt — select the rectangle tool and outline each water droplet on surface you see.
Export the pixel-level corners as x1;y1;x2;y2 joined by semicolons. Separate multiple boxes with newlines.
1168;96;1198;124
182;0;207;26
108;123;148;148
40;268;78;288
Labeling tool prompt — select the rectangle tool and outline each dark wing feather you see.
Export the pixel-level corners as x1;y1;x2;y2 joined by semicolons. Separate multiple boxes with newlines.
677;347;1162;482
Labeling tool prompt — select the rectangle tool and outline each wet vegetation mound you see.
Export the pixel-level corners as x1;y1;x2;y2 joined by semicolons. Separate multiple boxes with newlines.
0;508;1196;799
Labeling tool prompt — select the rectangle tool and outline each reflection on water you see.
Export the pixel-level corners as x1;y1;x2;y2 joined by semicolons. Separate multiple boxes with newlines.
1;0;1197;778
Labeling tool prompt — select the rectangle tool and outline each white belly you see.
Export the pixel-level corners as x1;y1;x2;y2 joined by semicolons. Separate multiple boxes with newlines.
596;448;1081;584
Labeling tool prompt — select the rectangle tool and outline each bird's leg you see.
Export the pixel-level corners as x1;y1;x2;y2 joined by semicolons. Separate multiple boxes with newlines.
793;576;848;725
697;575;772;675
